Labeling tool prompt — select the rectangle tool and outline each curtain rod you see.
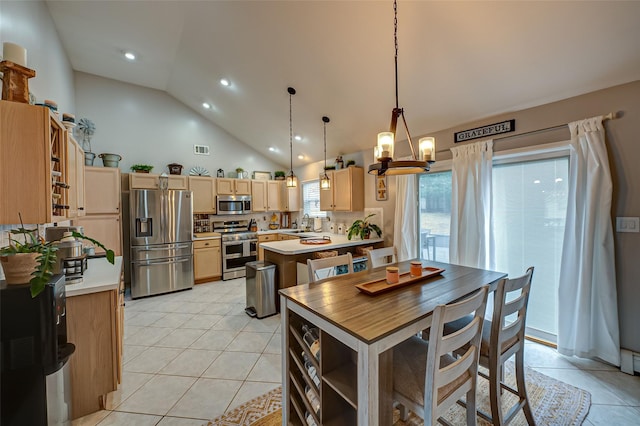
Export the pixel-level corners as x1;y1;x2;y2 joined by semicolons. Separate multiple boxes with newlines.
493;112;616;143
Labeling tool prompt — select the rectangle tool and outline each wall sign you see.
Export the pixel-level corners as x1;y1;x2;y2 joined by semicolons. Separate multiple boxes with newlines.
376;175;388;201
454;119;515;143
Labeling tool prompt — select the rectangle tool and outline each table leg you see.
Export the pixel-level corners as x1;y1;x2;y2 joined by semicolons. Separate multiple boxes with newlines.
358;343;393;425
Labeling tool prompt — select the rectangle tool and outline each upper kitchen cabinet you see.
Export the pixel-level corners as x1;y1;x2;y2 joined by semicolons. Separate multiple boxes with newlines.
189;176;217;213
0;101;69;224
84;167;120;214
66;134;86;218
217;178;251;195
280;181;300;212
252;180;281;212
129;173;188;190
319;167;364;212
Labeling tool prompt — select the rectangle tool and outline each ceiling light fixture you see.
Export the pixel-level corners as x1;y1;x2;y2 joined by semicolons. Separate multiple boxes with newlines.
220;78;230;87
368;0;436;176
269;147;276;152
320;116;331;190
202;102;211;109
123;51;136;61
294;135;302;141
298;154;305;160
286;87;297;188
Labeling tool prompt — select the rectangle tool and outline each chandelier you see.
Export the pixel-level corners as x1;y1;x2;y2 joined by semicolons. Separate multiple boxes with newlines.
368;0;436;176
320;116;331;190
286;87;297;187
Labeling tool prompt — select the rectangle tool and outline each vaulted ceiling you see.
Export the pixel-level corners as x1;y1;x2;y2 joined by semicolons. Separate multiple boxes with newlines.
46;1;640;167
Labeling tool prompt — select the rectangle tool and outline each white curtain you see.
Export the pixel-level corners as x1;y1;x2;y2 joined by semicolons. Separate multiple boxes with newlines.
393;175;417;261
449;140;495;270
557;117;620;366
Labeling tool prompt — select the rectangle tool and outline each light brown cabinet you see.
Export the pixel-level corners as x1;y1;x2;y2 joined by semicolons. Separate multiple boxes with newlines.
319;167;364;212
280;182;301;212
194;239;221;282
257;233;278;260
0;101;70;224
189;176;217;213
84;167;120;214
217;178;251;195
67;281;123;419
252;180;282;212
129;173;188;190
66;135;86;218
73;215;122;256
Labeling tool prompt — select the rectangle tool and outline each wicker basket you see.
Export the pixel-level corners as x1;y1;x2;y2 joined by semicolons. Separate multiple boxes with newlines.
312;250;338;259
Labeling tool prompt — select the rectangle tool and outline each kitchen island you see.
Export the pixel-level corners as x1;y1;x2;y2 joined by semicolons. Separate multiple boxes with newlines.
66;256;124;419
261;233;384;292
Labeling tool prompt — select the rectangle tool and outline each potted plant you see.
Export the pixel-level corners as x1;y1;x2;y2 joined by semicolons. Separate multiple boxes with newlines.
1;224;115;297
274;171;286;180
346;160;356;167
347;213;382;240
235;167;246;178
324;165;336;170
131;164;154;173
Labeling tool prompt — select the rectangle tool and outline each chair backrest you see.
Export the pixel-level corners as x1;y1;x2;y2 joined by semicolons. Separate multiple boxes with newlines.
490;266;534;361
366;246;397;269
307;253;354;283
425;286;488;422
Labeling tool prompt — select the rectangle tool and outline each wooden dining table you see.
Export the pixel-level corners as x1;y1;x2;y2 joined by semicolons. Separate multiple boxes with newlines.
279;259;506;426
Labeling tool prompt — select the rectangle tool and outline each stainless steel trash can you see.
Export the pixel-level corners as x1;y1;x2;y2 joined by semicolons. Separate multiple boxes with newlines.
245;261;277;319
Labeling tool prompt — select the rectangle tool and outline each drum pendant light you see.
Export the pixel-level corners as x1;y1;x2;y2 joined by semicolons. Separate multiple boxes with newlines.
286;87;297;188
320;116;331;190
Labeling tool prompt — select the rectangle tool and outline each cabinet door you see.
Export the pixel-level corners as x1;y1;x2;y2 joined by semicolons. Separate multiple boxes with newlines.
75;141;86;216
281;183;301;212
84;167;120;214
252;180;268;212
332;169;352;211
189;176;217;213
72;215;122;256
194;247;221;280
319;171;334;211
267;180;281;211
67;136;79;218
130;173;159;189
235;179;251;195
217;178;234;195
168;175;188;190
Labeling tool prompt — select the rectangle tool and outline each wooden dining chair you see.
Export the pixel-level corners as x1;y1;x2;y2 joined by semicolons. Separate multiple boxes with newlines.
307;253;354;283
446;267;536;425
366;246;397;269
393;286;489;425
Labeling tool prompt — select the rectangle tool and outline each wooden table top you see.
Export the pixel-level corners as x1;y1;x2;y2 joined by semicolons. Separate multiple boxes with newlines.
279;259;506;344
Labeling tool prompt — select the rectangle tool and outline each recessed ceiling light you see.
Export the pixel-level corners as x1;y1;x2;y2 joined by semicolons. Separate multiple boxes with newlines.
533;179;541;184
268;147;276;152
298;155;304;160
202;102;211;109
294;135;302;141
123;51;136;61
220;78;230;87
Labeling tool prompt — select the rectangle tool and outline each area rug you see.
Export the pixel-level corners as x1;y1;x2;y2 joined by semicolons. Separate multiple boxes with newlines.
207;364;591;426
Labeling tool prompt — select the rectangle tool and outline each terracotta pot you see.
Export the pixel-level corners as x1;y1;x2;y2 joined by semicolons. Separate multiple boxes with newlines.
0;253;39;285
134;170;150;173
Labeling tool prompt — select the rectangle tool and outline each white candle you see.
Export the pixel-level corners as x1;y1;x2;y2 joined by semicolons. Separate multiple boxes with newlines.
419;137;436;162
377;132;394;159
3;42;27;67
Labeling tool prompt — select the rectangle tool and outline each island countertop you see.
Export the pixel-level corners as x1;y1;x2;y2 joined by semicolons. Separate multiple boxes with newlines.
260;233;383;255
66;256;123;297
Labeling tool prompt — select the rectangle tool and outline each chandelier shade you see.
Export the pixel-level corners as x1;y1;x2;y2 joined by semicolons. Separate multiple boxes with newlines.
320;116;331;190
286;87;297;188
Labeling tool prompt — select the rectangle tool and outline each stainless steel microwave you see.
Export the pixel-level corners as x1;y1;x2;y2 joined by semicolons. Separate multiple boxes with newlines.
217;195;252;215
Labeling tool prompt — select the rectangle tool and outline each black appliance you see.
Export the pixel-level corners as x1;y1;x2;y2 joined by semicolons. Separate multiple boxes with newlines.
1;275;75;426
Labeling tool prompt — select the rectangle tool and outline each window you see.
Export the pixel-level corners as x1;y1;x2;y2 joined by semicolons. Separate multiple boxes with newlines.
418;171;452;262
302;180;327;218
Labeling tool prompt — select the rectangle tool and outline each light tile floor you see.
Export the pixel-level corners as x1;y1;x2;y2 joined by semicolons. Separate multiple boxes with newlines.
73;278;639;426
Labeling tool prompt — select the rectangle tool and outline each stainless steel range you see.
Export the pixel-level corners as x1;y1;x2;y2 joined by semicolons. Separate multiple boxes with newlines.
214;220;258;280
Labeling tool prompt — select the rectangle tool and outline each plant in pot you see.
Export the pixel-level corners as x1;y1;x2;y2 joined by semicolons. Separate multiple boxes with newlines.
347;213;382;240
131;164;154;173
274;171;286;180
235;167;246;178
324;165;336;171
346;160;356;167
1;222;115;298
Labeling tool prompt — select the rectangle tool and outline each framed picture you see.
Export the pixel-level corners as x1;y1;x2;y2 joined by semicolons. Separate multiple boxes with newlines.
375;175;388;201
253;171;272;180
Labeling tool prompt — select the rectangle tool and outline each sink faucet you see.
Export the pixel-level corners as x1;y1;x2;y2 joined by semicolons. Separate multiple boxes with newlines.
302;214;311;231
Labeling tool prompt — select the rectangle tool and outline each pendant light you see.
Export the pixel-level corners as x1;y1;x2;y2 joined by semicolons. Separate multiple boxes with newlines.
320;116;331;190
286;87;297;188
368;0;436;176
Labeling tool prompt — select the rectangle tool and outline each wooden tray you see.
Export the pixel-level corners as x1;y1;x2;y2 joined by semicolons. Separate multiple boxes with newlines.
300;237;332;245
355;267;445;295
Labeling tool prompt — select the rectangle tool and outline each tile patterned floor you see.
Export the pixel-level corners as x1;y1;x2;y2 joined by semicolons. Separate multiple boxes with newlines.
73;278;640;426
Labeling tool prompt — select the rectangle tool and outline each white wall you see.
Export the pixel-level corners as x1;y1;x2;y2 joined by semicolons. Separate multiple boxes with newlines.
74;72;285;176
0;0;75;112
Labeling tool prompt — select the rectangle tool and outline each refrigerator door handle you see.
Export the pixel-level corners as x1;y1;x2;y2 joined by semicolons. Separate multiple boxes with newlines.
139;257;192;266
138;244;191;251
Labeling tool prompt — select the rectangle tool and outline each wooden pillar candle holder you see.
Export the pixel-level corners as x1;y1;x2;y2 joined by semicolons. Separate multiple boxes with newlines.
1;60;36;104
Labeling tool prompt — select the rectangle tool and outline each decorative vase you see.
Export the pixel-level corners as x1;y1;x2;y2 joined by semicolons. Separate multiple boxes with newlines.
84;152;96;166
168;163;183;175
0;253;38;285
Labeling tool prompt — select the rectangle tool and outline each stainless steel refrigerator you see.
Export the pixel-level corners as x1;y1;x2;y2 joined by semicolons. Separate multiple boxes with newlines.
130;189;194;299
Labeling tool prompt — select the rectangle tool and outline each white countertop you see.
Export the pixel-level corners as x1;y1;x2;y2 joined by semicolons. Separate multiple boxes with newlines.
66;256;123;297
260;233;383;255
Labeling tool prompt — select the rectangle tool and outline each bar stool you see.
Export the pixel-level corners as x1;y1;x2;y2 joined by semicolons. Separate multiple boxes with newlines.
366;246;397;269
307;253;353;283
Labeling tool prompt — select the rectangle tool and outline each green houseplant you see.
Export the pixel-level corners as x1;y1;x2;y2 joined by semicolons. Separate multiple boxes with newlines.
346;160;356;167
274;170;286;180
131;164;154;173
1;225;115;297
347;213;382;240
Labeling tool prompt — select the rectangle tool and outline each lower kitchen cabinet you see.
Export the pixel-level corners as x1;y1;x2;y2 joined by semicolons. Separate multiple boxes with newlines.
73;214;122;256
258;233;278;261
66;280;123;419
194;239;221;283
